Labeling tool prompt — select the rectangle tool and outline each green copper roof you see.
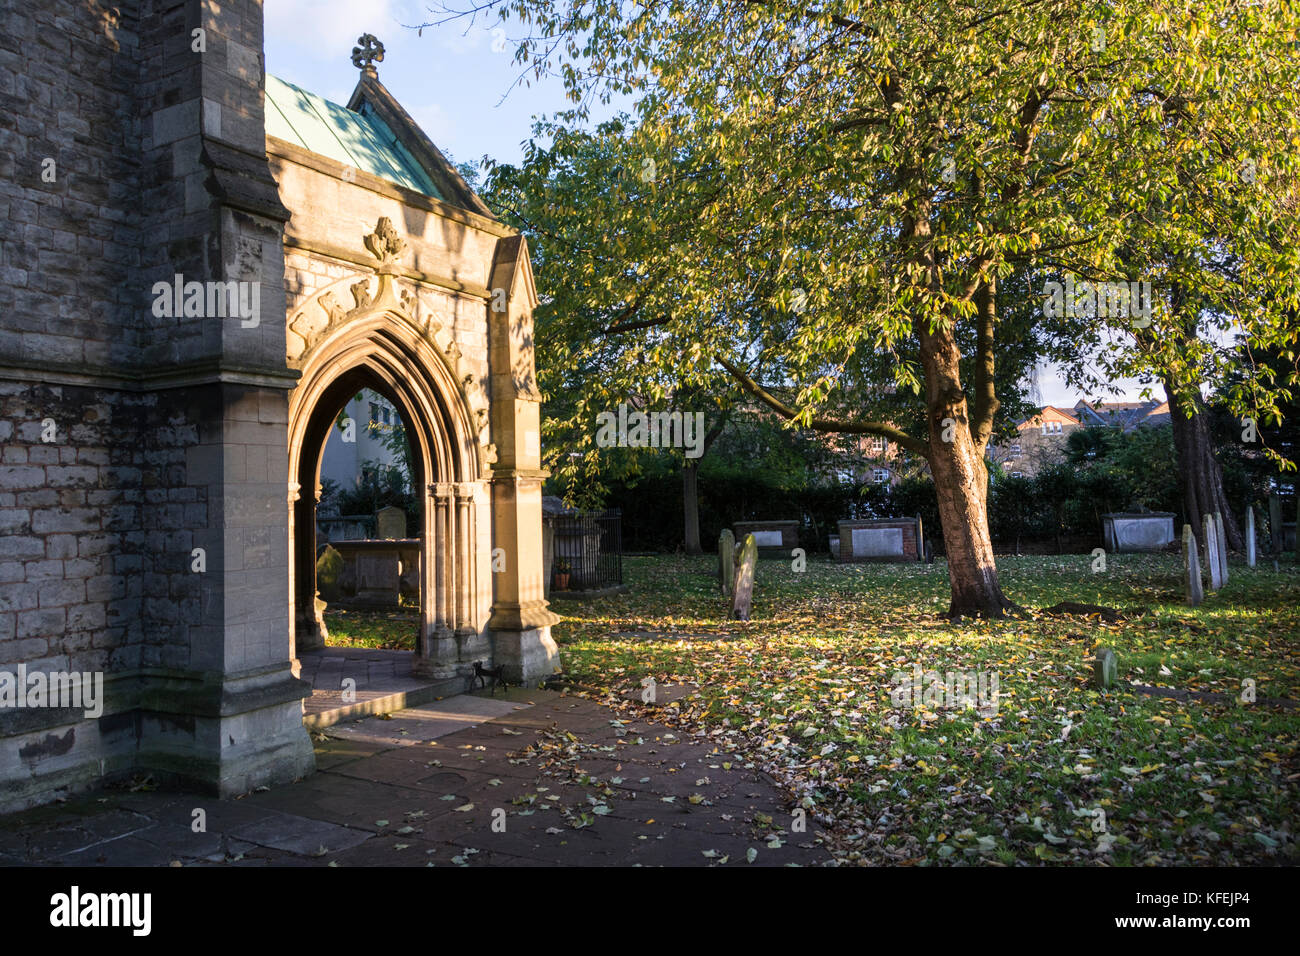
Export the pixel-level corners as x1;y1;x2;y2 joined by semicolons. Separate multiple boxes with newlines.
265;74;442;199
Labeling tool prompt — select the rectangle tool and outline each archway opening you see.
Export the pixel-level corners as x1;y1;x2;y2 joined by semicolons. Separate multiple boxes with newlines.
293;367;427;660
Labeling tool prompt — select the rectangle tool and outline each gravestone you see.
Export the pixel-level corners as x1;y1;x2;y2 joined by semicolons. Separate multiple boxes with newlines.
1214;512;1229;585
1092;648;1117;690
751;530;783;548
316;544;343;602
719;529;735;596
1246;506;1257;568
1269;493;1283;556
1203;514;1223;591
356;549;401;605
730;533;757;621
852;526;904;559
376;505;406;540
1102;512;1176;551
1182;525;1202;606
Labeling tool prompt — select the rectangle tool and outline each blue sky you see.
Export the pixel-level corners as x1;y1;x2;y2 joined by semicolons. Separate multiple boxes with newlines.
264;0;1158;411
264;0;595;172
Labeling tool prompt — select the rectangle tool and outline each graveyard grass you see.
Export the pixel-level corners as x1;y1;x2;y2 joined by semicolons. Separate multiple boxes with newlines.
550;554;1299;866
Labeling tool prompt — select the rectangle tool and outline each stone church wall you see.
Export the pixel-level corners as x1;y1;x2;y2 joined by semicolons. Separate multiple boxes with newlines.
1;0;314;813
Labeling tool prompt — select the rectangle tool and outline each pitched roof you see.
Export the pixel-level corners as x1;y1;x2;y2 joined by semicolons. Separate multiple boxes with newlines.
1073;399;1168;430
265;74;444;198
1016;405;1081;428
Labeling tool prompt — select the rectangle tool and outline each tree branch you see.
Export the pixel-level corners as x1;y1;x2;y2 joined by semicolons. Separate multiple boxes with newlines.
714;354;928;455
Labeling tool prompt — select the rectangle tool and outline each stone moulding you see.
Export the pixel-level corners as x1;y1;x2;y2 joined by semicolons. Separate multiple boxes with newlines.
286;218;495;464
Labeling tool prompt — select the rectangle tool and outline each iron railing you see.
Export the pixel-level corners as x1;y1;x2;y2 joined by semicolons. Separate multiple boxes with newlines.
552;508;623;591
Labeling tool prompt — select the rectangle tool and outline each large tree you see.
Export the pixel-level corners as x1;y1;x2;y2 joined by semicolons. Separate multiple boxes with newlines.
456;0;1300;615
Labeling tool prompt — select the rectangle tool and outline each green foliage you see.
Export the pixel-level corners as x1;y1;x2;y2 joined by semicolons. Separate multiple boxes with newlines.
324;460;417;535
482;0;1300;473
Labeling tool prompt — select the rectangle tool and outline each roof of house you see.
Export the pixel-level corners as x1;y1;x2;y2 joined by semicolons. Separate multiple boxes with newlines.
1073;399;1169;430
1016;405;1081;429
265;74;444;198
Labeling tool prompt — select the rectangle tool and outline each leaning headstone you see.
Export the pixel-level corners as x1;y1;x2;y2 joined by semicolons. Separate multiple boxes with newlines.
1182;525;1202;607
729;533;757;621
376;505;406;540
718;529;735;596
1092;648;1117;690
1214;511;1229;585
1203;513;1223;591
1246;506;1257;568
316;544;343;602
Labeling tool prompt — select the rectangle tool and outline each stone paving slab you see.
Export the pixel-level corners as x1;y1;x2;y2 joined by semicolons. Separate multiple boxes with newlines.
0;689;831;867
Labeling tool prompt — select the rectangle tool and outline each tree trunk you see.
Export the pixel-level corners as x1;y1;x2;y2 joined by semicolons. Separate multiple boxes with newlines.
1166;383;1244;551
683;459;702;555
919;322;1016;618
680;412;729;555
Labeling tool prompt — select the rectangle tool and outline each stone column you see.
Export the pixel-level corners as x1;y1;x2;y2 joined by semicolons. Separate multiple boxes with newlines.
455;486;474;635
433;484;454;635
414;483;458;678
485;236;561;684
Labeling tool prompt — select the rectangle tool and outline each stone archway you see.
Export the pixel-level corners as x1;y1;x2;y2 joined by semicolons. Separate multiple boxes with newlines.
285;219;495;680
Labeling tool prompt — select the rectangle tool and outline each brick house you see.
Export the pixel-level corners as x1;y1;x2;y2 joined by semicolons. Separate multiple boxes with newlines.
988;406;1083;478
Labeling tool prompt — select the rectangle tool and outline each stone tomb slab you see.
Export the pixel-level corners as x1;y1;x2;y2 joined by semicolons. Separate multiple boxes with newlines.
852;526;904;558
355;550;401;604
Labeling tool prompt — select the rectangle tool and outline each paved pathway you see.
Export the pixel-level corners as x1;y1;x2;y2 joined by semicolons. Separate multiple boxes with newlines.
0;689;830;867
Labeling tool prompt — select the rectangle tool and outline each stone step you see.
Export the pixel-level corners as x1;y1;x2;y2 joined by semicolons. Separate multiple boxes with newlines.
303;675;466;730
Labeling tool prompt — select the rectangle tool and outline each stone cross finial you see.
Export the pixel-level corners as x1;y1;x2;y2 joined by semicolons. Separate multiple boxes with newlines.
351;34;384;75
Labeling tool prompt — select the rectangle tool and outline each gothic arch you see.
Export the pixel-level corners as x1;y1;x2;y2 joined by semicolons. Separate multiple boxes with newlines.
285;219;495;675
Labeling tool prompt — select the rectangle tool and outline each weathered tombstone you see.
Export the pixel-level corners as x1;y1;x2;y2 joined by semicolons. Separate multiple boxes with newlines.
1246;506;1257;568
729;533;757;621
1092;648;1117;690
316;544;343;602
356;548;401;605
376;505;406;540
852;526;905;559
718;529;735;596
1269;493;1283;556
1203;513;1223;591
1182;525;1202;607
1214;511;1229;585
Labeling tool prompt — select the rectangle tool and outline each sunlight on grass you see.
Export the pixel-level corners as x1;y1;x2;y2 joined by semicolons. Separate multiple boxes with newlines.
551;554;1299;866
